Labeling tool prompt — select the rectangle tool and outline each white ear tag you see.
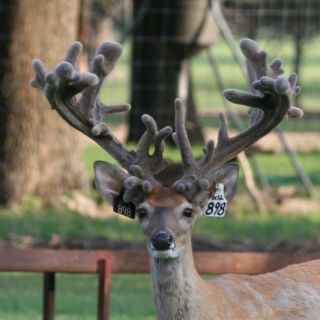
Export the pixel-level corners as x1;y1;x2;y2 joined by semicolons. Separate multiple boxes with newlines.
204;183;227;217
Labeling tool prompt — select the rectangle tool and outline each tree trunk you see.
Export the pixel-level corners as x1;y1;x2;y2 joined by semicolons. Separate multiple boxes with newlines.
78;0;115;68
0;0;88;205
128;0;217;143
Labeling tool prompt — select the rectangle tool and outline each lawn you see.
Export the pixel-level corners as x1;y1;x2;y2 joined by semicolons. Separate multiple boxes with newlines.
1;203;320;320
0;273;154;320
1;206;320;320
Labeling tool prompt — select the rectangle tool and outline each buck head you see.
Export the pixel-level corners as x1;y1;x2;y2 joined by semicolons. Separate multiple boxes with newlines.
94;159;239;259
31;39;302;260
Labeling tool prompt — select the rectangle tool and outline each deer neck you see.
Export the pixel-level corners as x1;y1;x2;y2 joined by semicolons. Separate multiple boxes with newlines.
150;237;208;320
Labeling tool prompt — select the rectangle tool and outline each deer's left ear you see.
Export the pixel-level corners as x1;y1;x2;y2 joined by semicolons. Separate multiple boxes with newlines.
94;161;127;204
208;163;239;201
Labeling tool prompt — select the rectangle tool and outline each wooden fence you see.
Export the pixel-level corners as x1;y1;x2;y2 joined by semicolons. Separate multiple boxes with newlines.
0;248;319;320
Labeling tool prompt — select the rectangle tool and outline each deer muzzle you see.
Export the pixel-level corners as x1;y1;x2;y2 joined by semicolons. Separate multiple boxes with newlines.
151;230;175;251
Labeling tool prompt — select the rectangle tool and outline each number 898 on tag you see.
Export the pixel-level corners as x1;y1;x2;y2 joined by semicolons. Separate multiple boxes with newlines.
205;200;227;217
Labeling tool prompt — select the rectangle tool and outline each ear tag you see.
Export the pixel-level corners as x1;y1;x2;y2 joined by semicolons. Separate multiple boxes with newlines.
204;183;227;217
113;189;136;219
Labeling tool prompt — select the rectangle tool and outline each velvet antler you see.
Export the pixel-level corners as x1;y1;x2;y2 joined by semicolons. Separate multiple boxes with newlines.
31;42;172;201
172;39;303;202
31;39;303;205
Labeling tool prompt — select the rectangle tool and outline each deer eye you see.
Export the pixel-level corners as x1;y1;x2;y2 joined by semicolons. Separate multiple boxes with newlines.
183;207;193;218
136;208;148;219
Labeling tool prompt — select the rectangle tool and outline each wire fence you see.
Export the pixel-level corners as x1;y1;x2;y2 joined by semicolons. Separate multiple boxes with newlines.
97;0;320;119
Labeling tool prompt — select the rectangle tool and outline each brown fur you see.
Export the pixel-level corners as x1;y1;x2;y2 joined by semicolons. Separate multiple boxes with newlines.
205;259;320;319
152;246;320;319
140;187;320;320
145;186;187;208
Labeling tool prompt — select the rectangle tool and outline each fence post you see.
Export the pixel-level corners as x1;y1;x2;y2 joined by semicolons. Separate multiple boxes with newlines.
43;272;55;320
97;256;112;320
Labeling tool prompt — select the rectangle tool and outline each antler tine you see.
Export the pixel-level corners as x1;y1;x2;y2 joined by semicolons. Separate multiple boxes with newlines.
80;42;127;118
172;99;210;198
240;38;284;83
129;114;172;181
31;41;136;169
136;114;157;160
174;98;197;170
64;41;82;67
241;38;292;125
30;59;48;89
200;140;215;166
154;126;173;157
119;115;173;201
127;114;159;187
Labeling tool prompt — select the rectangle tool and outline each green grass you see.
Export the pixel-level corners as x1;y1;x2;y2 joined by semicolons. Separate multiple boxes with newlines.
1;204;319;245
194;211;320;242
200;114;320;132
0;207;141;243
254;152;320;187
1;207;320;319
0;273;154;320
1;200;320;320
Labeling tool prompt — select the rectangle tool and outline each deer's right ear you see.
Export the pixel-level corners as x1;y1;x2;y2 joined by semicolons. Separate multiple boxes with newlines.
94;161;127;204
210;163;240;201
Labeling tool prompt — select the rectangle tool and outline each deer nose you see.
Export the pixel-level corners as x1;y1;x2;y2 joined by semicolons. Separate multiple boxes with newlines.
151;231;174;251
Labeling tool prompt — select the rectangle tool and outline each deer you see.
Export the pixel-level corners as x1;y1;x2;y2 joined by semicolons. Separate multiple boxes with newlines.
31;38;320;319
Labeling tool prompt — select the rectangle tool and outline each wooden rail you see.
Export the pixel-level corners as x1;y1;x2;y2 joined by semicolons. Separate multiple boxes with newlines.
106;250;320;275
0;248;319;319
0;249;112;320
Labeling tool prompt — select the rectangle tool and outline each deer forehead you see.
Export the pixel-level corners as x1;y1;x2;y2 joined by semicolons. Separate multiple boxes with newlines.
143;186;190;208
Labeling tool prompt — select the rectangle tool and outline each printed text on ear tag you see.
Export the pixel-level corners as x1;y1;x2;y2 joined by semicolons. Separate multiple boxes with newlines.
205;183;228;217
113;191;136;219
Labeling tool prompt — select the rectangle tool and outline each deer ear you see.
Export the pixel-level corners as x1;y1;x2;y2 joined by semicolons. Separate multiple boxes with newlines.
94;161;127;204
208;163;239;201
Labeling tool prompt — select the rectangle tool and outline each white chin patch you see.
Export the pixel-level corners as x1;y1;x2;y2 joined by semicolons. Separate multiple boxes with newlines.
148;244;180;259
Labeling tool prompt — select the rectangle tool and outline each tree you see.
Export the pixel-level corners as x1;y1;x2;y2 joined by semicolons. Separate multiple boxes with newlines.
128;0;218;143
78;0;116;67
0;0;88;205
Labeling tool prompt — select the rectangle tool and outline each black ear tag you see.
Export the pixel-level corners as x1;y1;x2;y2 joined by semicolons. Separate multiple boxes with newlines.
113;189;136;219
